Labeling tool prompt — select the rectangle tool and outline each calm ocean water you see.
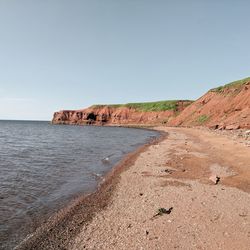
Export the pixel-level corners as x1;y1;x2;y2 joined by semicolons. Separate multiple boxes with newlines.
0;120;159;249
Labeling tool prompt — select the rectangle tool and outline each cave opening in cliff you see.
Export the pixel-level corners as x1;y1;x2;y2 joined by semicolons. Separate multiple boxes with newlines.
87;113;97;121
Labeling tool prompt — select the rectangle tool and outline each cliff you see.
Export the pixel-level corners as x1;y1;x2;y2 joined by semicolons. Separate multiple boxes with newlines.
168;77;250;129
52;100;193;126
52;77;250;130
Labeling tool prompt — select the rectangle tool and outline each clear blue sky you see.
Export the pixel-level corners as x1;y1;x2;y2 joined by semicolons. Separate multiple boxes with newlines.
0;0;249;120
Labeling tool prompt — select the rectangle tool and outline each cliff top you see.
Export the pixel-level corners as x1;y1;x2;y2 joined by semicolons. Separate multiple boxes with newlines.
90;100;193;112
210;77;250;93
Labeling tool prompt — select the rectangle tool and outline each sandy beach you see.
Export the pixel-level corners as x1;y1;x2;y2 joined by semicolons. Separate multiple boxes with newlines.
16;126;250;250
71;127;250;250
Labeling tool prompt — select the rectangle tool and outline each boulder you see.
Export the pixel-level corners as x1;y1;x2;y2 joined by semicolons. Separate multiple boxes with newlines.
245;130;250;136
209;124;219;130
209;175;220;185
225;124;240;130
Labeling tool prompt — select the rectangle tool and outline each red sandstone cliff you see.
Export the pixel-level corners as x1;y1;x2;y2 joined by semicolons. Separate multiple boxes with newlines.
168;80;250;129
52;78;250;129
52;101;192;126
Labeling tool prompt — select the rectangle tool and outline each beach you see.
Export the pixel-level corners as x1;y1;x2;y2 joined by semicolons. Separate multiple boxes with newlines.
1;1;250;249
71;127;250;250
16;126;250;250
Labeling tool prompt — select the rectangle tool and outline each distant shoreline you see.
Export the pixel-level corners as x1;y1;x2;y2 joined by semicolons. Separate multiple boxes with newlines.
0;119;50;122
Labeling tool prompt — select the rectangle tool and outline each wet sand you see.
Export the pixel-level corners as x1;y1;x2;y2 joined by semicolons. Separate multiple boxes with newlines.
72;127;250;250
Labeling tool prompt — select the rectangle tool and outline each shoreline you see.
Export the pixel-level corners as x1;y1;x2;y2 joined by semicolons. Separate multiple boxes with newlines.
15;127;167;250
15;126;250;249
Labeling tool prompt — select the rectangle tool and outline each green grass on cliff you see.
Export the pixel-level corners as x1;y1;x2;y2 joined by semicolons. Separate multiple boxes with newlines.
126;101;179;111
210;77;250;93
197;114;209;123
91;100;193;112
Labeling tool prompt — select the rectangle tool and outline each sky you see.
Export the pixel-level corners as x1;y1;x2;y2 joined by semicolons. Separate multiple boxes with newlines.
0;0;249;120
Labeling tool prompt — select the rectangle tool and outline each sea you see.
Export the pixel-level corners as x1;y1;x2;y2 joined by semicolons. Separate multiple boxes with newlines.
0;120;160;249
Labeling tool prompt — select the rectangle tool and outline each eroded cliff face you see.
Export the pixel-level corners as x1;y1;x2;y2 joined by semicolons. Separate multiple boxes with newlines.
52;78;250;129
168;81;250;129
52;101;191;126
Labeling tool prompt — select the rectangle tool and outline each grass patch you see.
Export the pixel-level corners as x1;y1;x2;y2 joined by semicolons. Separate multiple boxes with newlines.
210;77;250;93
91;104;123;109
91;100;193;112
125;101;179;112
197;114;209;123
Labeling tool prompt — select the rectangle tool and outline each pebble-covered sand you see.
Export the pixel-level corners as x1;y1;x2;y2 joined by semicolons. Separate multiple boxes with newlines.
72;127;250;250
